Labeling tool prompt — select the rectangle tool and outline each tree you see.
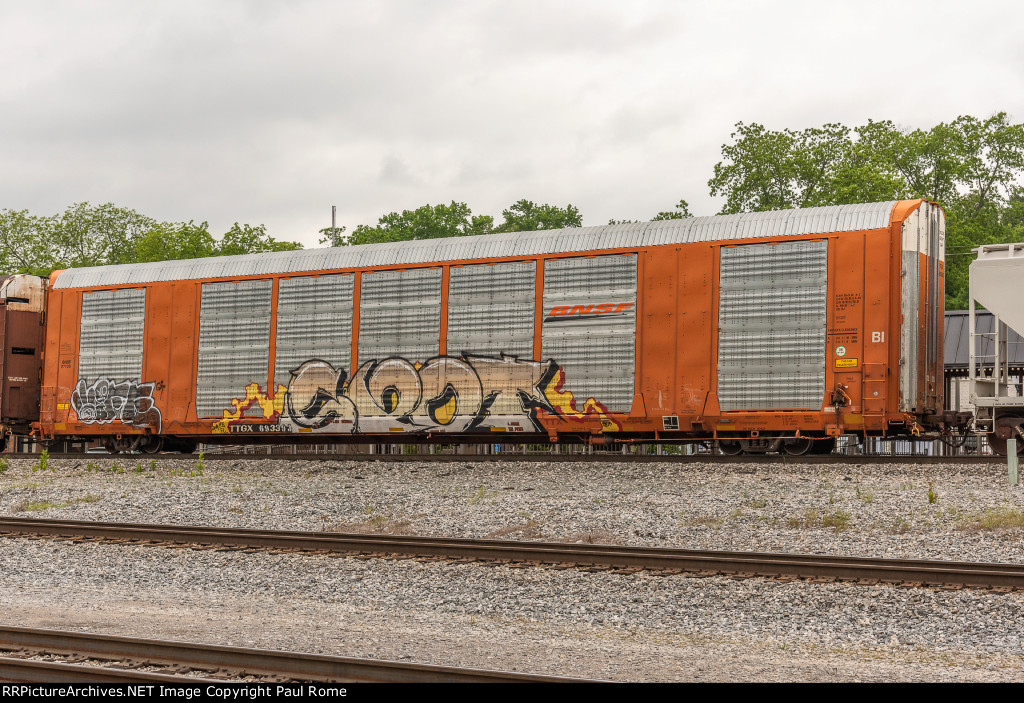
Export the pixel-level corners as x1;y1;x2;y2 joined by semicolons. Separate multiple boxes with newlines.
133;221;218;263
348;201;493;245
218;223;302;256
652;198;693;220
493;199;581;232
345;199;582;246
0;202;303;276
319;226;347;247
708;114;1024;308
609;198;692;224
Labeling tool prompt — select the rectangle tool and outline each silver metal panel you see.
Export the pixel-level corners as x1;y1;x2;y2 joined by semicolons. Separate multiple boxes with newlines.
358;268;442;364
717;240;828;410
196;280;273;418
274;274;354;389
53;202;903;289
447;261;536;358
78;288;146;381
898;201;946;412
541;255;637;412
900;209;922;411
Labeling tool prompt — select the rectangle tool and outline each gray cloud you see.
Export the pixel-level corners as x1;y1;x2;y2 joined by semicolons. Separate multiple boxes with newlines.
1;0;1022;246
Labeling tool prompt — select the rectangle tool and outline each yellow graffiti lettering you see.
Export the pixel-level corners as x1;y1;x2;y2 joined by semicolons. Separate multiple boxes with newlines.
542;368;621;431
222;383;287;421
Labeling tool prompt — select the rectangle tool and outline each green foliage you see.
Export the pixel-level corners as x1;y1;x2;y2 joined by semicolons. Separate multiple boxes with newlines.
927;482;939;504
492;199;582;232
348;201;494;245
610;198;692;225
0;457;7;474
346;199;581;246
133;221;218;262
651;199;693;221
33;450;48;473
218;223;302;256
195;452;205;475
959;506;1024;531
708;114;1024;308
319;226;348;247
0;203;303;277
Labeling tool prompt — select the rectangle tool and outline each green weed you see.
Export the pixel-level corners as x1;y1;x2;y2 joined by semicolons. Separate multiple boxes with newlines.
855;485;874;504
787;508;851;531
927;483;939;504
467;484;498;506
958;506;1024;531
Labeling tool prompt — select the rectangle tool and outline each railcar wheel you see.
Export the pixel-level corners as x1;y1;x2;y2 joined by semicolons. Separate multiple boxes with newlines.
991;417;1024;456
140;436;164;454
718;440;743;456
782;438;814;456
105;436;141;453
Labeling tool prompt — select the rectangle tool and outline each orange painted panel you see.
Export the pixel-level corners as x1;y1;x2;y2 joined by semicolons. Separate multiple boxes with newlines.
676;245;714;418
169;282;199;424
638;248;677;415
143;284;172;420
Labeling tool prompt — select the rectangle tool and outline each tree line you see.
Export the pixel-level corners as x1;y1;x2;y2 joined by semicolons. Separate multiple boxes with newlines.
2;112;1021;308
0;203;301;277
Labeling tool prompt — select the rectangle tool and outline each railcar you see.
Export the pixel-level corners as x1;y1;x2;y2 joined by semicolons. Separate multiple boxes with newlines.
0;199;962;455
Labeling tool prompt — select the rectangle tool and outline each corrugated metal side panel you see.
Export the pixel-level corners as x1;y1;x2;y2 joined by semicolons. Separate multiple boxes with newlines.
78;288;146;380
358;268;442;364
541;255;637;412
196;280;272;417
447;261;535;358
274;274;354;388
53;203;903;289
717;240;828;410
900;208;922;411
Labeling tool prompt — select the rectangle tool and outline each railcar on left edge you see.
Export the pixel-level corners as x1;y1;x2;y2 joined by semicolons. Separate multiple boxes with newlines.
0;275;46;450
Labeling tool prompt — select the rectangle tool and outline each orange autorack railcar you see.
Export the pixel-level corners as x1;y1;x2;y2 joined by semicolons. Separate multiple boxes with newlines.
6;199;961;455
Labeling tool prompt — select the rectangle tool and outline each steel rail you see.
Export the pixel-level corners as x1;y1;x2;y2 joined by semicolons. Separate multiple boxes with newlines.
3;452;1003;464
0;626;595;683
0;517;1021;590
0;656;225;683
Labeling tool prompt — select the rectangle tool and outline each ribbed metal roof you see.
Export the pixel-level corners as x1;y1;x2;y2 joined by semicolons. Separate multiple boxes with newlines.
52;200;902;289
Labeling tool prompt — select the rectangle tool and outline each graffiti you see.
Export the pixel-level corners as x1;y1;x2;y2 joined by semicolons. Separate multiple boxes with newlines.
212;382;288;434
71;379;162;432
216;353;621;434
344;354;557;433
541;367;617;425
285;360;357;430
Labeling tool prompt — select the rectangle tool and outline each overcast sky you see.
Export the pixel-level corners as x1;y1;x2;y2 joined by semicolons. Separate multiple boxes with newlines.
2;0;1022;247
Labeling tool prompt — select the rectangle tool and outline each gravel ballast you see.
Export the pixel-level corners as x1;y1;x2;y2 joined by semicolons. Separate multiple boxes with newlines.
0;456;1022;681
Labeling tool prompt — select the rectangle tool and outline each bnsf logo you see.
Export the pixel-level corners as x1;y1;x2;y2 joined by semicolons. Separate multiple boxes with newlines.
544;302;634;323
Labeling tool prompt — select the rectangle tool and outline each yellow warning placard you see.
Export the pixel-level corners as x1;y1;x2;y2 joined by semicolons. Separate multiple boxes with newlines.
835;358;859;368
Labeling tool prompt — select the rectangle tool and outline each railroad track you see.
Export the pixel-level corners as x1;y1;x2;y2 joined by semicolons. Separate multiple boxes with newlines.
0;517;1021;591
0;626;592;683
3;452;1003;464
